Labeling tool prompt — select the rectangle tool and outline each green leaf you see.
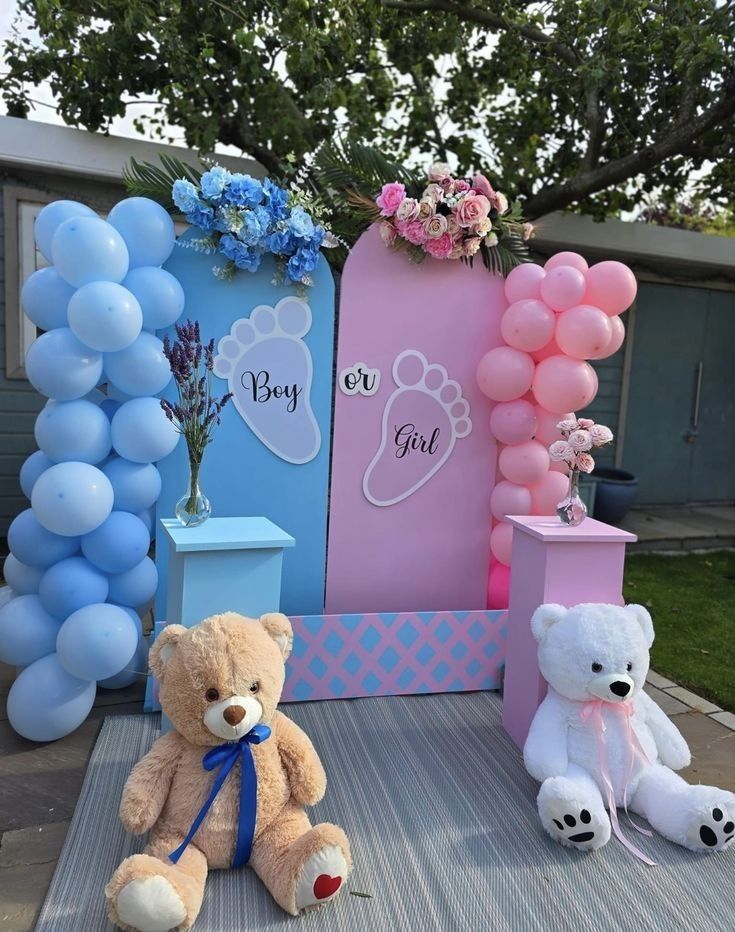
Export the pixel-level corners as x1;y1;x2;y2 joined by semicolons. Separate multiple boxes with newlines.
122;154;204;210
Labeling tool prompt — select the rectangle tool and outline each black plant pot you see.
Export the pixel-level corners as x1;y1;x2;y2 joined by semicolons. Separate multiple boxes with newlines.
591;467;639;525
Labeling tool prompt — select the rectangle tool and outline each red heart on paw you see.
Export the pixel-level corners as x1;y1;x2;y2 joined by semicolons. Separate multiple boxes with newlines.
313;874;342;900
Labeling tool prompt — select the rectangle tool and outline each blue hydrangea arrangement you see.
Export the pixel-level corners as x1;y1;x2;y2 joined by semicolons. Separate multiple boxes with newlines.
172;166;335;286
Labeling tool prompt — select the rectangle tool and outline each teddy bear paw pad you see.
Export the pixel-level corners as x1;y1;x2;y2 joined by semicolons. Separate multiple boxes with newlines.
692;804;735;852
295;844;349;910
545;806;610;850
116;875;188;932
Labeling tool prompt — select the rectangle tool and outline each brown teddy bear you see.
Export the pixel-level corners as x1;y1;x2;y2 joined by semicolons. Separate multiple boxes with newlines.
105;611;351;931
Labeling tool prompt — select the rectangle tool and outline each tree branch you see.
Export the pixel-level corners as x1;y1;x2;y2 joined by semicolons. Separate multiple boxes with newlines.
409;66;448;160
524;70;735;217
582;83;604;171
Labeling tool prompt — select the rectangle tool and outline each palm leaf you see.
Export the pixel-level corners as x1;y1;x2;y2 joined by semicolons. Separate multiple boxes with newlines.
122;155;204;210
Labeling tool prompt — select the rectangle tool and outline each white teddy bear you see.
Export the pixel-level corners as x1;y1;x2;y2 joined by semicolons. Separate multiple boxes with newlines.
524;602;735;856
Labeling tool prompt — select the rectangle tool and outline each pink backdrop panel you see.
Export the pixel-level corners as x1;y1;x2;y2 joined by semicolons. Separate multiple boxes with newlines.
326;225;507;614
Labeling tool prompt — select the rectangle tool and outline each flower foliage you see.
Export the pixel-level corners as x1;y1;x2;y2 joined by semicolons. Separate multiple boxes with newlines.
161;320;232;465
548;418;614;475
171;166;335;286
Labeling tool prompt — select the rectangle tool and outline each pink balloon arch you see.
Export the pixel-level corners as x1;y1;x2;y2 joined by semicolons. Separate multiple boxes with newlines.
478;253;636;609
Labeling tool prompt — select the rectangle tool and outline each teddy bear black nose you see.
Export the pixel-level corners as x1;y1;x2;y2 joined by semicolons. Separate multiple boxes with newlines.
223;705;246;725
610;681;631;697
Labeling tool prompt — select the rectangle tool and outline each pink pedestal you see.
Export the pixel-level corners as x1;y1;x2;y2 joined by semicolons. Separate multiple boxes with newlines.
501;515;637;748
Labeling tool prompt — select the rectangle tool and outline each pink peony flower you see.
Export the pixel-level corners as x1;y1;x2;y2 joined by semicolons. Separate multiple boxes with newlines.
428;162;452;184
589;424;614;446
472;172;495;199
401;219;428;246
454;179;471;194
523;222;535;241
549;440;573;462
417;199;434;220
455;192;491;229
424;232;454;259
575;452;595;473
423;183;445;203
376;182;406;217
557;418;579;433
424;214;448;238
396;197;420;222
568;429;593;452
577;418;594;428
379;220;397;246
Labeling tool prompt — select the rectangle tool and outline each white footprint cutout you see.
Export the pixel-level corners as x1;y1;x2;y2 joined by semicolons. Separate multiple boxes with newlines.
362;349;471;506
213;297;321;464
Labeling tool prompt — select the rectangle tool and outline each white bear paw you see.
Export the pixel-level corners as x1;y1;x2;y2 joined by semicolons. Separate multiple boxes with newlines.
688;798;735;853
294;844;349;911
116;875;187;932
541;803;611;851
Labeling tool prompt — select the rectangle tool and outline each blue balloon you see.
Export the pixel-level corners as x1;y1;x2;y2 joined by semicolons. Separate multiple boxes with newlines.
98;634;149;689
19;450;54;498
57;603;138;680
31;463;114;537
111;398;179;463
102;458;161;512
39;556;109;621
104;331;172;397
81;511;150;574
7;653;96;742
34;399;112;464
3;553;44;594
25;328;103;401
20;267;75;331
8;509;80;568
52;216;129;288
136;507;155;536
0;594;60;665
34;200;97;263
67;281;143;353
107;197;176;268
107;556;158;608
123;266;185;331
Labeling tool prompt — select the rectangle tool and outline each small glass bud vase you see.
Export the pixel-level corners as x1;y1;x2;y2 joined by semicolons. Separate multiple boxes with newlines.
176;457;211;527
556;468;588;527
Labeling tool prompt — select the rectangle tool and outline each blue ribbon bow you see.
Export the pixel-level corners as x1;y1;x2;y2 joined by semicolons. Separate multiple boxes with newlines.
170;723;271;869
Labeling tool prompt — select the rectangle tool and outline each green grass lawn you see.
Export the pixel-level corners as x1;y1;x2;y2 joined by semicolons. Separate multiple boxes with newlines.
623;550;735;712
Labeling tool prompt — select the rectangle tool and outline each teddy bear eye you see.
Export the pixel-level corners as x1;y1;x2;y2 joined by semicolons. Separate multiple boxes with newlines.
249;681;259;694
591;662;603;673
205;688;220;702
626;662;633;672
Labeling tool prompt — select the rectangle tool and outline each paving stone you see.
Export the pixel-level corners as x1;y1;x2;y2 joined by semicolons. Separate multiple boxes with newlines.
0;859;58;932
0;821;69;868
646;670;676;690
676;711;735;792
709;710;735;732
663;686;721;714
644;684;689;715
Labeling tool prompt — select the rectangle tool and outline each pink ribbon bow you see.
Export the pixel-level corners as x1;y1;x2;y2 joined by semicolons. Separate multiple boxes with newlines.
579;698;656;866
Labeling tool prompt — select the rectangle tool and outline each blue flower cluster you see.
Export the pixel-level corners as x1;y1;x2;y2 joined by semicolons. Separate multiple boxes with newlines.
172;169;326;284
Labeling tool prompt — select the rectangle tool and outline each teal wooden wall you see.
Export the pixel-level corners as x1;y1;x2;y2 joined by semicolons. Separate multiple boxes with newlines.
585;344;625;469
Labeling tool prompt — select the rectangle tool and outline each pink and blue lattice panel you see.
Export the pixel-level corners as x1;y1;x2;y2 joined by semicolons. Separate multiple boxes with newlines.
283;610;507;702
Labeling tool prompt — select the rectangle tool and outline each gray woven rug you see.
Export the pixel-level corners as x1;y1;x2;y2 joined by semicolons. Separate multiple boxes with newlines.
37;693;734;932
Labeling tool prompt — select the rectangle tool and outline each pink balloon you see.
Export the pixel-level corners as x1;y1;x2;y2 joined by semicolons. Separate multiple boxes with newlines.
476;346;535;402
490;522;513;566
531;337;563;363
504;262;545;304
498;440;550;485
533;405;575;446
529;470;570;515
501;299;556;352
591;315;625;359
487;562;510;608
583;261;637;316
533;355;598;413
555;304;613;359
540;265;587;312
490;480;532;521
545;251;589;273
490;399;537;444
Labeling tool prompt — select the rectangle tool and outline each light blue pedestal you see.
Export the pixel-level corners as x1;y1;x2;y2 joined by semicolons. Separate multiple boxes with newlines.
145;517;294;720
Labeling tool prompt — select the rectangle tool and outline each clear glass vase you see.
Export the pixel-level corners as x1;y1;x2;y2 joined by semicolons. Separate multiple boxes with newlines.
556;468;588;527
175;457;211;527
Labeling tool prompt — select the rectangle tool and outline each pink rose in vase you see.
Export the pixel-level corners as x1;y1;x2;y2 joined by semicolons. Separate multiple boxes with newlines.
376;182;406;217
549;440;573;462
589;424;614;445
568;429;593;452
575;452;595;473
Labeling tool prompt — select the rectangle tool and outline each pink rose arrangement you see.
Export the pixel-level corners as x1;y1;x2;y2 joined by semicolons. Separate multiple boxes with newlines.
548;418;614;474
372;161;533;273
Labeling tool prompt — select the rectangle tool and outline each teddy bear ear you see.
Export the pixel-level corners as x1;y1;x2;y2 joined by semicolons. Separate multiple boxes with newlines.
260;612;293;660
625;603;655;648
530;603;567;642
149;624;187;680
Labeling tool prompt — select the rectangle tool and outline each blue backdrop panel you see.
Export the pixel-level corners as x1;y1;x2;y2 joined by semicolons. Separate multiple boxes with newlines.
155;236;335;616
